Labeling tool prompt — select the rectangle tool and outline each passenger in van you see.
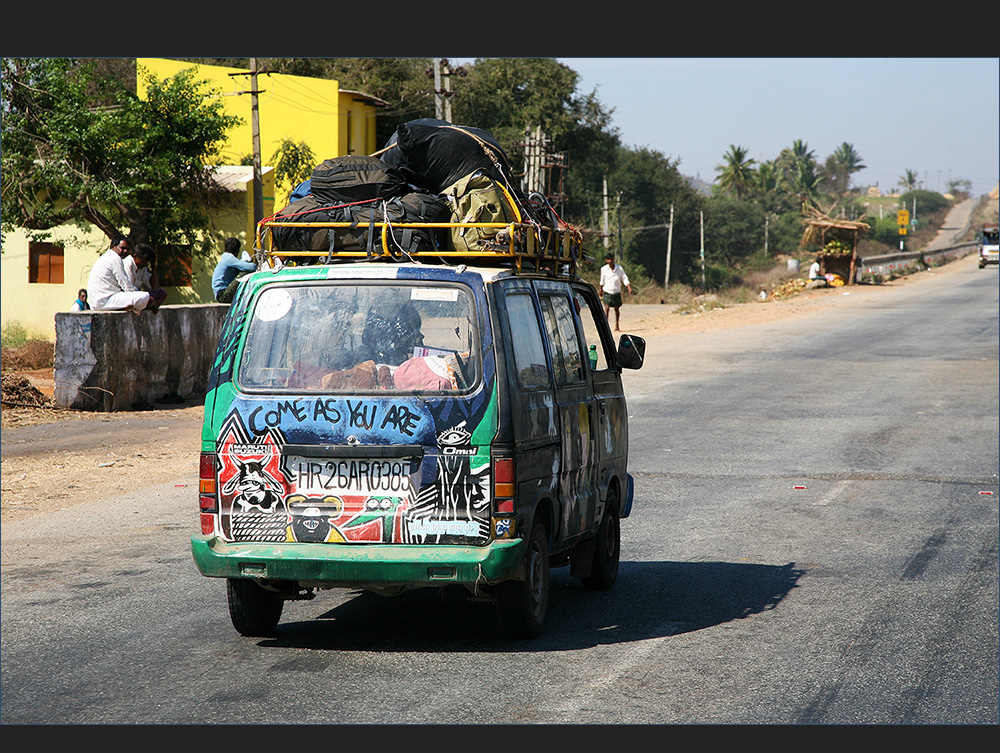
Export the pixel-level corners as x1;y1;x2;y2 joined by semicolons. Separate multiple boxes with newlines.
356;303;425;366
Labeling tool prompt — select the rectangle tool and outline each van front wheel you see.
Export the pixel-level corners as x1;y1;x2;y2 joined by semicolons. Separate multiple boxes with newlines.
496;521;550;639
227;578;284;637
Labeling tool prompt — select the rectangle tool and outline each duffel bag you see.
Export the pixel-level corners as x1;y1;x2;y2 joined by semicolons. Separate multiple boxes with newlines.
310;155;410;206
380;119;515;195
270;195;335;252
271;192;450;259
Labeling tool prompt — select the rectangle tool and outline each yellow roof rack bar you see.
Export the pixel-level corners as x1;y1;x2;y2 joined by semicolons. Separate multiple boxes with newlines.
254;217;583;276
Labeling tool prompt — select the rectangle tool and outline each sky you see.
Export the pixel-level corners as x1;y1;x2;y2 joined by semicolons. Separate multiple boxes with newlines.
483;58;1000;197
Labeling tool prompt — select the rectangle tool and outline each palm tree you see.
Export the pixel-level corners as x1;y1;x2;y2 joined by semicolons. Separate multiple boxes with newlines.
715;144;757;199
898;169;919;192
823;142;866;195
777;139;816;174
776;140;821;209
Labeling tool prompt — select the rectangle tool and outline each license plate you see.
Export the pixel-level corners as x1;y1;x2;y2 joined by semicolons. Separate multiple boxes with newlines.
285;456;417;496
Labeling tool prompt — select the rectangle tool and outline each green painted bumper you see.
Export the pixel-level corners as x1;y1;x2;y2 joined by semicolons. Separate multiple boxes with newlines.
190;535;525;588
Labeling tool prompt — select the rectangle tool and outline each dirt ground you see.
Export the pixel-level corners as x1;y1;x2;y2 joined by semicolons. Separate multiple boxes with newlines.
0;251;982;525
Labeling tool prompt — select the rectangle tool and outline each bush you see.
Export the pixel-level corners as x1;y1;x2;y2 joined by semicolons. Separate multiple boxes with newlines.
1;321;32;348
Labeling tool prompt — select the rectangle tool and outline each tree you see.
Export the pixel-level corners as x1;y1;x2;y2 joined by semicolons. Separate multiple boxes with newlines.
777;139;821;209
703;195;765;269
898;169;920;192
714;145;757;199
270;138;316;195
2;58;240;260
946;177;973;196
822;142;866;195
451;57;620;223
607;146;704;286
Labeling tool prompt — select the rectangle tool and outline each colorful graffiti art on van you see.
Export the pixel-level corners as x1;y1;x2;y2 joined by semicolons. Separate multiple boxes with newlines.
212;397;495;547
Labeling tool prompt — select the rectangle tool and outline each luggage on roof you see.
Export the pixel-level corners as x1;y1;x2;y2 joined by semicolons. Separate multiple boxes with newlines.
271;190;451;259
380;118;517;196
310;155;410;206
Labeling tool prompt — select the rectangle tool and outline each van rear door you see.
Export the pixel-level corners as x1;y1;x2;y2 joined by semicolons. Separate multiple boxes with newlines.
214;270;496;547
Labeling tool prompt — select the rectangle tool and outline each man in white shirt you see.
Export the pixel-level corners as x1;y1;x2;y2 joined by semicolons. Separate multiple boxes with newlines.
807;253;829;288
87;235;153;313
124;243;167;309
124;247;153;291
599;252;633;331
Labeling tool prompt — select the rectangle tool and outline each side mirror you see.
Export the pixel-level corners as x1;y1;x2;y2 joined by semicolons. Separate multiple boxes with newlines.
617;334;645;370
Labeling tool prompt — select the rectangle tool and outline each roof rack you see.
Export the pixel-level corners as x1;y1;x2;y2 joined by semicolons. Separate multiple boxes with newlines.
254;216;584;277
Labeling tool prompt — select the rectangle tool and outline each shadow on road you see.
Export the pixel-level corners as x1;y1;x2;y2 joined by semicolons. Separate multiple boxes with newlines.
258;560;804;653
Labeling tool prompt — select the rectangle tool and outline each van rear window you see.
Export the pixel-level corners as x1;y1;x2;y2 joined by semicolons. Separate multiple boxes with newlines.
238;282;479;393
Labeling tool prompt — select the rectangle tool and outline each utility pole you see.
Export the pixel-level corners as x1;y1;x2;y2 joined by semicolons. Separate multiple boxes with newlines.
603;175;610;251
664;203;674;288
249;58;264;228
431;59;465;122
433;58;443;120
230;61;267;231
700;210;706;291
616;191;623;255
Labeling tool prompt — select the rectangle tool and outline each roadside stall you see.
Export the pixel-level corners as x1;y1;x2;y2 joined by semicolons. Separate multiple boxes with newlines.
800;208;870;286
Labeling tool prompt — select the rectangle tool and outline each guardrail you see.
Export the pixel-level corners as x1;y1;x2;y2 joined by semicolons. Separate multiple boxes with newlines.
856;242;978;282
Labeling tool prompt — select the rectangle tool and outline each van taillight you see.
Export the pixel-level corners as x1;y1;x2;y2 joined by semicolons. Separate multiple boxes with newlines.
493;457;515;513
199;452;218;535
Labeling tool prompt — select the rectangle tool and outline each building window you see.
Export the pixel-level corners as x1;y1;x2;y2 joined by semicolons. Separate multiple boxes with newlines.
29;242;65;284
157;245;193;287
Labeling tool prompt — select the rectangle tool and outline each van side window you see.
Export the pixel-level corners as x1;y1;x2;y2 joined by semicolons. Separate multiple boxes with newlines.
539;294;585;386
506;293;550;389
574;290;610;371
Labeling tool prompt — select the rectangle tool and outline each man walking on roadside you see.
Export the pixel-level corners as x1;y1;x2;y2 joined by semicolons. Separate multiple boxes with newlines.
600;252;633;331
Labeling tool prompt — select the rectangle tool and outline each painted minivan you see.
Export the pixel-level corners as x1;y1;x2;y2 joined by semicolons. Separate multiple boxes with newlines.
191;259;645;639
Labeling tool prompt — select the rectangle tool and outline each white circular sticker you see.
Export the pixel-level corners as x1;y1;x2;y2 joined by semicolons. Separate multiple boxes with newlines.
255;288;292;322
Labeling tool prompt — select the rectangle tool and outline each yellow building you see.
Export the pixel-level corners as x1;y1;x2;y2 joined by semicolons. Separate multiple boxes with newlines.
2;59;385;341
138;58;385;211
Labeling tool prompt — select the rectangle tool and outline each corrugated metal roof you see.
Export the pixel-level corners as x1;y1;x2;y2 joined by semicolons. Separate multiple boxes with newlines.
339;88;388;107
209;165;274;192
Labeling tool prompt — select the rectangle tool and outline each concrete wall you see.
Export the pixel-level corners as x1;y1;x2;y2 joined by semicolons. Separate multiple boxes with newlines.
2;193;252;341
54;304;229;412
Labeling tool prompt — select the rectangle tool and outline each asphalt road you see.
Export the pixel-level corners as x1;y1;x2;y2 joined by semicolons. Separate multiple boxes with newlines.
1;254;997;725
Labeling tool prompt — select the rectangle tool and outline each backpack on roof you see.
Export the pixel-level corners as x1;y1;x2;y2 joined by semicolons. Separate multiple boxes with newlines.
310;155;410;206
441;169;521;253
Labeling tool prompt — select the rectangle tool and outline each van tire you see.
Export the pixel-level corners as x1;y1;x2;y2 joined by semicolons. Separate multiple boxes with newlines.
227;578;284;637
496;520;550;639
582;495;620;590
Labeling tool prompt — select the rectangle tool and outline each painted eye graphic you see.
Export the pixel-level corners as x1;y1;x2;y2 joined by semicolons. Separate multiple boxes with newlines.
438;428;471;446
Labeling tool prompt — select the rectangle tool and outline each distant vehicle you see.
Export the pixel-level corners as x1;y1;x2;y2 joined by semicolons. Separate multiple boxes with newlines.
979;224;999;268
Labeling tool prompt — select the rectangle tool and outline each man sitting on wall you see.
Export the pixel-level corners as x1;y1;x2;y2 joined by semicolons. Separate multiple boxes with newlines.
124;243;168;310
87;234;156;313
212;237;257;304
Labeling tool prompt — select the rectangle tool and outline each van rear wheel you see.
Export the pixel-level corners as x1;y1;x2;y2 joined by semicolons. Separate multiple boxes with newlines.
582;495;620;590
496;520;550;639
227;578;284;637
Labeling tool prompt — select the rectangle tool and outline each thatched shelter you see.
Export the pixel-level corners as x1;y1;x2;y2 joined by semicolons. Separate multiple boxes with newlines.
799;207;870;285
